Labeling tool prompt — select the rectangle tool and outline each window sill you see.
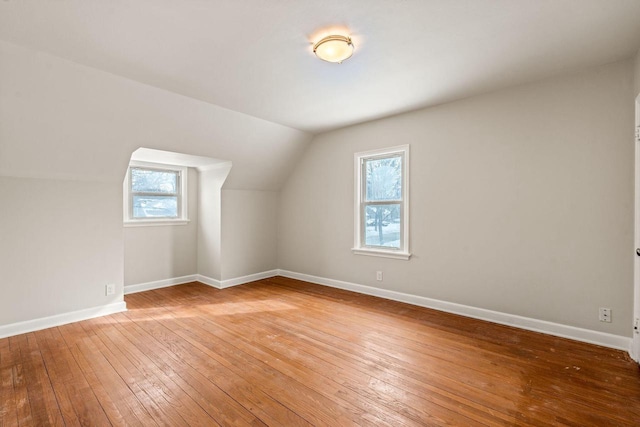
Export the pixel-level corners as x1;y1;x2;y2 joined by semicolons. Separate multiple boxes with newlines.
351;248;412;260
124;219;190;227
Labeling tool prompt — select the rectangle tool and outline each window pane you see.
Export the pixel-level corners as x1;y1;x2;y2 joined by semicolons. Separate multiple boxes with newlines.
131;169;177;194
365;204;401;248
133;196;178;218
365;156;402;201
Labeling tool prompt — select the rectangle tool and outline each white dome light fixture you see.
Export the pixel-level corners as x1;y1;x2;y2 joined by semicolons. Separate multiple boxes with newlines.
313;35;354;63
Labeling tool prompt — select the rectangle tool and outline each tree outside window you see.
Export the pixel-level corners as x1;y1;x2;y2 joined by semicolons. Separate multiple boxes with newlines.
364;155;402;248
353;145;410;260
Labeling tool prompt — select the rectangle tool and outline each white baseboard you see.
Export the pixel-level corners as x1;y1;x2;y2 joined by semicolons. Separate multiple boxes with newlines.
631;338;639;363
198;270;279;289
120;269;632;353
195;274;221;288
0;301;127;340
220;270;280;288
277;270;632;352
124;274;198;295
125;270;281;293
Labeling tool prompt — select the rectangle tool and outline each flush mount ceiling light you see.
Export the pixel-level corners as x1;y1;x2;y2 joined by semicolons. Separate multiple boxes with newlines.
313;35;354;63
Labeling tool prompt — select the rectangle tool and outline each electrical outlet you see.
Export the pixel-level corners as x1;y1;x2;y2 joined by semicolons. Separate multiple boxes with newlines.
598;307;611;323
105;283;115;296
376;271;383;281
634;318;639;334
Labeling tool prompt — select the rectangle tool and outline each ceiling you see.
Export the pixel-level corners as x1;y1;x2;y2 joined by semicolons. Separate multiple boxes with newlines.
1;0;640;134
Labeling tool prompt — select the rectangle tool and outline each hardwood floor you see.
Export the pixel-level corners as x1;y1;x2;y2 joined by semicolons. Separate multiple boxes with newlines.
1;277;639;426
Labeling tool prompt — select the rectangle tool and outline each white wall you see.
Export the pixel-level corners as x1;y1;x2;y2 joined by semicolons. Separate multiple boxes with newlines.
124;170;279;285
1;36;636;344
221;190;278;280
634;48;640;97
197;165;231;281
0;40;309;328
124;168;199;286
279;59;635;337
0;176;123;325
0;41;311;189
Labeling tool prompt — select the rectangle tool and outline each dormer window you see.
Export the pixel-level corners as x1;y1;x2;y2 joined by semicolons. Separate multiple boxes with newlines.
123;162;189;226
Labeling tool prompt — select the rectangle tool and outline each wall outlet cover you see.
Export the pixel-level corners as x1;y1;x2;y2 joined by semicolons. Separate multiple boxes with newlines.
598;307;611;323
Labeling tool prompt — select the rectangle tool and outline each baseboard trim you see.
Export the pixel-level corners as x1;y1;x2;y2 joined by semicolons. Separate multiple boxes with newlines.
197;270;279;290
196;274;221;288
631;342;639;363
277;270;632;352
124;275;198;295
0;301;127;340
220;270;280;289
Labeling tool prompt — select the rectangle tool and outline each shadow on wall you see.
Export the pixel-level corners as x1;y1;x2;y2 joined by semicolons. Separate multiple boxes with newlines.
123;147;232;286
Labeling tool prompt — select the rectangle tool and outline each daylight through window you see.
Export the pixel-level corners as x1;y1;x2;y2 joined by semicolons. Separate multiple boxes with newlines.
131;168;179;218
124;162;188;225
353;145;410;260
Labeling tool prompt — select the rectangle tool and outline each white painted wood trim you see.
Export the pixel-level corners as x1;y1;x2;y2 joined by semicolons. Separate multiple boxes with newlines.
219;270;280;289
353;145;411;258
277;270;632;352
197;270;279;289
124;274;198;294
123;161;189;224
123;219;190;227
632;94;640;363
196;274;221;288
0;301;127;340
351;248;411;260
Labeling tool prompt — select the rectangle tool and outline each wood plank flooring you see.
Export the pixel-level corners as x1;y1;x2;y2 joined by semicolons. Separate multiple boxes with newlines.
1;277;639;426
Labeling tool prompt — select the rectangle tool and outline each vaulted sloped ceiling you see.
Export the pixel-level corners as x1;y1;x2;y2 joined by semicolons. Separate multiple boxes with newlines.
0;41;311;189
1;1;640;188
1;0;640;134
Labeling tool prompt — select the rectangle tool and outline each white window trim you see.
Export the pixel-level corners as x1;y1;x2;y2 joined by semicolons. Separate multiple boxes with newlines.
123;160;189;227
352;145;411;260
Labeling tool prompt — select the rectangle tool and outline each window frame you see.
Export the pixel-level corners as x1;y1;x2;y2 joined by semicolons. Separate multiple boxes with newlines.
123;161;189;227
352;145;411;260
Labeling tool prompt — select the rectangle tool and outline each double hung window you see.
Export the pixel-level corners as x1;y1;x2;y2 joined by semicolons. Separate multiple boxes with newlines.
353;145;410;260
124;162;188;225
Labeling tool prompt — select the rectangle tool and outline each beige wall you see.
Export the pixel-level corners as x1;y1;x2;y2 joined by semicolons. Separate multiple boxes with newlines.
1;37;637;340
0;40;309;328
0;41;311;190
221;190;278;279
124;168;199;286
634;48;640;97
279;59;635;337
197;165;231;281
124;169;278;284
0;176;123;325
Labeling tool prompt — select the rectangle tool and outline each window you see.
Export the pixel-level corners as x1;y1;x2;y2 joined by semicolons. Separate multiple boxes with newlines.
123;162;188;226
353;145;410;260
